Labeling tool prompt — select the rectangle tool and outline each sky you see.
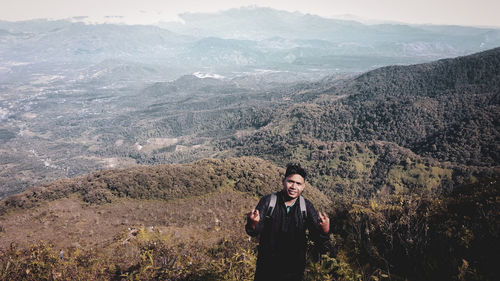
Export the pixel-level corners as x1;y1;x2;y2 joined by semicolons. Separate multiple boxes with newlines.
1;0;500;28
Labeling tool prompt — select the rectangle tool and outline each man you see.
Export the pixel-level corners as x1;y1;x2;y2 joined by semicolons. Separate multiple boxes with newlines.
246;163;330;281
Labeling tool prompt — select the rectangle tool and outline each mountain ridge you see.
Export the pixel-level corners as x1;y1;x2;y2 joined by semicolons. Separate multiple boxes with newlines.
0;157;331;216
215;48;499;199
2;8;499;73
243;47;500;166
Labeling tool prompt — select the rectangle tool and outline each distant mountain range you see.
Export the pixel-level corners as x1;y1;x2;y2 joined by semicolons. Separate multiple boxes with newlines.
160;7;500;56
1;7;499;75
161;7;497;43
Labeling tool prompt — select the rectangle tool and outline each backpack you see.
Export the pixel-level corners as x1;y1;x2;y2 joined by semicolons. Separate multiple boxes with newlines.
266;192;307;219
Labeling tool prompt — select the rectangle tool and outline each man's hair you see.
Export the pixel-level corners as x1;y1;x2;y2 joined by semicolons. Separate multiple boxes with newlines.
285;163;307;180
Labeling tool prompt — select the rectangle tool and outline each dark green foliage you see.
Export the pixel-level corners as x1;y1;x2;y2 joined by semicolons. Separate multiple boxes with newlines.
426;178;500;281
217;48;500;204
221;48;500;168
222;134;497;202
328;177;500;281
304;48;500;166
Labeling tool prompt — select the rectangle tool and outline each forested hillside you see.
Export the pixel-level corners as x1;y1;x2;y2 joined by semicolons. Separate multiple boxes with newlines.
224;47;500;166
308;47;500;165
218;48;500;201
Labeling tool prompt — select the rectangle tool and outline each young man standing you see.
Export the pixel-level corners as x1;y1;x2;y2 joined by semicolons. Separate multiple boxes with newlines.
246;163;330;281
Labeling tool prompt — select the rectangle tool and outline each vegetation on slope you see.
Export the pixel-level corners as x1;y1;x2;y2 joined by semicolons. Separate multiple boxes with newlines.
297;47;500;166
0;157;334;280
330;177;499;281
0;157;330;216
0;158;497;280
221;136;497;201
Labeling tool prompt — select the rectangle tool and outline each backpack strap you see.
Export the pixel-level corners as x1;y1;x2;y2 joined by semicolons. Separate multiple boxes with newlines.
266;192;277;218
299;196;307;219
267;193;307;219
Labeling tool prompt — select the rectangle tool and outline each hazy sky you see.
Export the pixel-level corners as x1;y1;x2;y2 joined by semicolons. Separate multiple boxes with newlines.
1;0;499;27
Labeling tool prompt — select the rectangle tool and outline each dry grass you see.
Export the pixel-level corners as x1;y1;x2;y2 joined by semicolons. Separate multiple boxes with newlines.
0;187;258;251
0;157;336;280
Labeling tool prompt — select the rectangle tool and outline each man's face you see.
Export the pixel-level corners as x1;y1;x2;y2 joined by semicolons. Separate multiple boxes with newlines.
282;174;305;200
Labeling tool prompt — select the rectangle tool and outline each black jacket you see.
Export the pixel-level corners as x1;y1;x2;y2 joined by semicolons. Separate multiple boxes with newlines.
246;191;329;281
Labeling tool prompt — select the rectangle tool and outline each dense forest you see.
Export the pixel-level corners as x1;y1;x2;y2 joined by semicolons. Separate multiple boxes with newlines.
223;47;500;167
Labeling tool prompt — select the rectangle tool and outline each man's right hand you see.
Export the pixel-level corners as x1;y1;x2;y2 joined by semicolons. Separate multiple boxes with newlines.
247;209;260;230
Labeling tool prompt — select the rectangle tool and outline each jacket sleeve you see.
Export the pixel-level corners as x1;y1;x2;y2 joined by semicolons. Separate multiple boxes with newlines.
245;194;270;237
305;200;330;244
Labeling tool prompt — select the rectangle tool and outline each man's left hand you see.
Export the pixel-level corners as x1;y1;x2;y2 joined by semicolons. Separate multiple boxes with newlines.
318;211;330;234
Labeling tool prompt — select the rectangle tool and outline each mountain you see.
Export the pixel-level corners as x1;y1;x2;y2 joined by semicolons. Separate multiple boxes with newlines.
0;48;499;281
220;48;500;197
0;20;194;64
0;157;291;279
227;47;500;163
1;9;499;280
1;48;498;200
2;9;500;77
160;6;500;57
75;59;181;84
311;47;500;165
